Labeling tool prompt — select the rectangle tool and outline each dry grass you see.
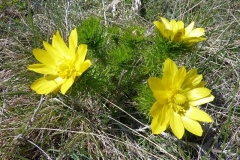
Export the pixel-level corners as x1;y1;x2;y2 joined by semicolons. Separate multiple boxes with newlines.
0;0;240;159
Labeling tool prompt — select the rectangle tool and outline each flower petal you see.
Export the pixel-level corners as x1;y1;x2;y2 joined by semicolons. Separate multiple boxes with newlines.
158;105;171;128
170;19;178;40
77;60;91;76
182;37;206;44
170;111;184;139
186;88;212;101
75;44;88;69
177;21;184;30
165;29;173;40
30;77;63;95
52;31;70;59
182;68;203;89
163;58;178;76
191;74;203;86
153;91;169;104
173;66;186;88
162;58;178;89
186;106;213;122
170;19;177;33
172;28;184;42
189;95;214;106
160;17;170;29
68;28;77;59
27;64;57;74
185;68;198;81
60;77;75;94
153;21;168;38
43;41;63;60
151;104;170;134
149;101;162;117
185;22;194;36
188;28;205;37
151;115;167;134
181;116;203;136
148;77;164;92
149;101;158;117
195;81;206;88
33;49;56;65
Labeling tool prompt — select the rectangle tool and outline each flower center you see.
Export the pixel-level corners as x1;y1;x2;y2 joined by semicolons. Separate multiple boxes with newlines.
57;59;75;78
169;89;188;114
173;93;186;105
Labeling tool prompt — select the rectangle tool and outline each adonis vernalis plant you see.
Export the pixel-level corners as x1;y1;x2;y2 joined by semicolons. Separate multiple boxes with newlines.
148;58;214;139
154;17;206;45
28;28;91;95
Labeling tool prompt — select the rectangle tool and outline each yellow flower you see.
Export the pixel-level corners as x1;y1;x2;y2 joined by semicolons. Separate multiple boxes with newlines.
148;58;214;139
153;17;206;45
28;28;91;95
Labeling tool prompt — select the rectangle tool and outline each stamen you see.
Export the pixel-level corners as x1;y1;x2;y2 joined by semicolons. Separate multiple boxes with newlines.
57;60;75;78
173;93;186;105
168;89;187;114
